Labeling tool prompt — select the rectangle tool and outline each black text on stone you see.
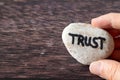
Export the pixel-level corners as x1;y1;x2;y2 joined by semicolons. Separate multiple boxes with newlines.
68;33;106;50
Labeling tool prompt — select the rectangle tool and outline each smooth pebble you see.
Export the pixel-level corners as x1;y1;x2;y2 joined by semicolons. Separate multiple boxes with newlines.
62;23;114;65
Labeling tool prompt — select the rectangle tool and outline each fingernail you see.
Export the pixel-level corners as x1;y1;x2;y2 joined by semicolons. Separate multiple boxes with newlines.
91;17;103;27
92;18;97;21
92;18;99;23
89;61;101;75
92;17;103;22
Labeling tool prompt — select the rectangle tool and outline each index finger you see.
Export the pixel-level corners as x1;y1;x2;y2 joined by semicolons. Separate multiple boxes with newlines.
91;13;120;29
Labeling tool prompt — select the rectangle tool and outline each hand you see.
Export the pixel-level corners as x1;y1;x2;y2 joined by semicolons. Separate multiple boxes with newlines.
89;13;120;80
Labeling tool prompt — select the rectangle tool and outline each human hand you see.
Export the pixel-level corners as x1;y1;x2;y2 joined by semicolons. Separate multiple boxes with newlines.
89;13;120;80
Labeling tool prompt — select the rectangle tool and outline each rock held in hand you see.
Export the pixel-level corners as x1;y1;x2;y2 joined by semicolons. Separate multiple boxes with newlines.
62;23;114;65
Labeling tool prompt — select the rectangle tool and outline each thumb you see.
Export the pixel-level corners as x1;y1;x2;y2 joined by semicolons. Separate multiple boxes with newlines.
89;59;120;80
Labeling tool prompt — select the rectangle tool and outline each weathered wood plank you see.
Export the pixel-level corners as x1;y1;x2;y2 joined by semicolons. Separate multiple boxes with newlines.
0;0;119;79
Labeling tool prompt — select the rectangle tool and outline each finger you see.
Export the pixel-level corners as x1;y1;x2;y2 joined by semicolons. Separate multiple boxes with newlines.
89;60;120;80
91;13;120;29
109;50;120;61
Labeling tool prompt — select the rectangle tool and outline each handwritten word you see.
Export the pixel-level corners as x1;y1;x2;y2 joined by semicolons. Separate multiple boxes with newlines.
69;33;106;49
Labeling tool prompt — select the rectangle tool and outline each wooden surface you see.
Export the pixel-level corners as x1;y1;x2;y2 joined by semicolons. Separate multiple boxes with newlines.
0;0;119;79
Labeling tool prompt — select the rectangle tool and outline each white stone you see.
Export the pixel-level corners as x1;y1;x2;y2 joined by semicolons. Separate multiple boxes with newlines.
62;23;114;65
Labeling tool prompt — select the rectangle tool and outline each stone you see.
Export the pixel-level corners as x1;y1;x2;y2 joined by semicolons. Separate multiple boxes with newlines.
62;23;114;65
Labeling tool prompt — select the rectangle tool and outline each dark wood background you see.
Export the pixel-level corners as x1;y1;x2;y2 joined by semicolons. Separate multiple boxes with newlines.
0;0;120;79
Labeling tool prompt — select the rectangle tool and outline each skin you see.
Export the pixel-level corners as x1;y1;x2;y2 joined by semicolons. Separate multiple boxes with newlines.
89;13;120;80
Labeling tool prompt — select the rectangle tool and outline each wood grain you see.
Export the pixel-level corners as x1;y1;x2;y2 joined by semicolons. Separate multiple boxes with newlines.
0;0;119;79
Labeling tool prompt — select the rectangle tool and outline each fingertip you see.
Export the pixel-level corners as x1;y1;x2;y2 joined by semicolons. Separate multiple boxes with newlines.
91;17;105;28
89;60;120;80
91;14;111;29
89;61;101;75
91;18;99;27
